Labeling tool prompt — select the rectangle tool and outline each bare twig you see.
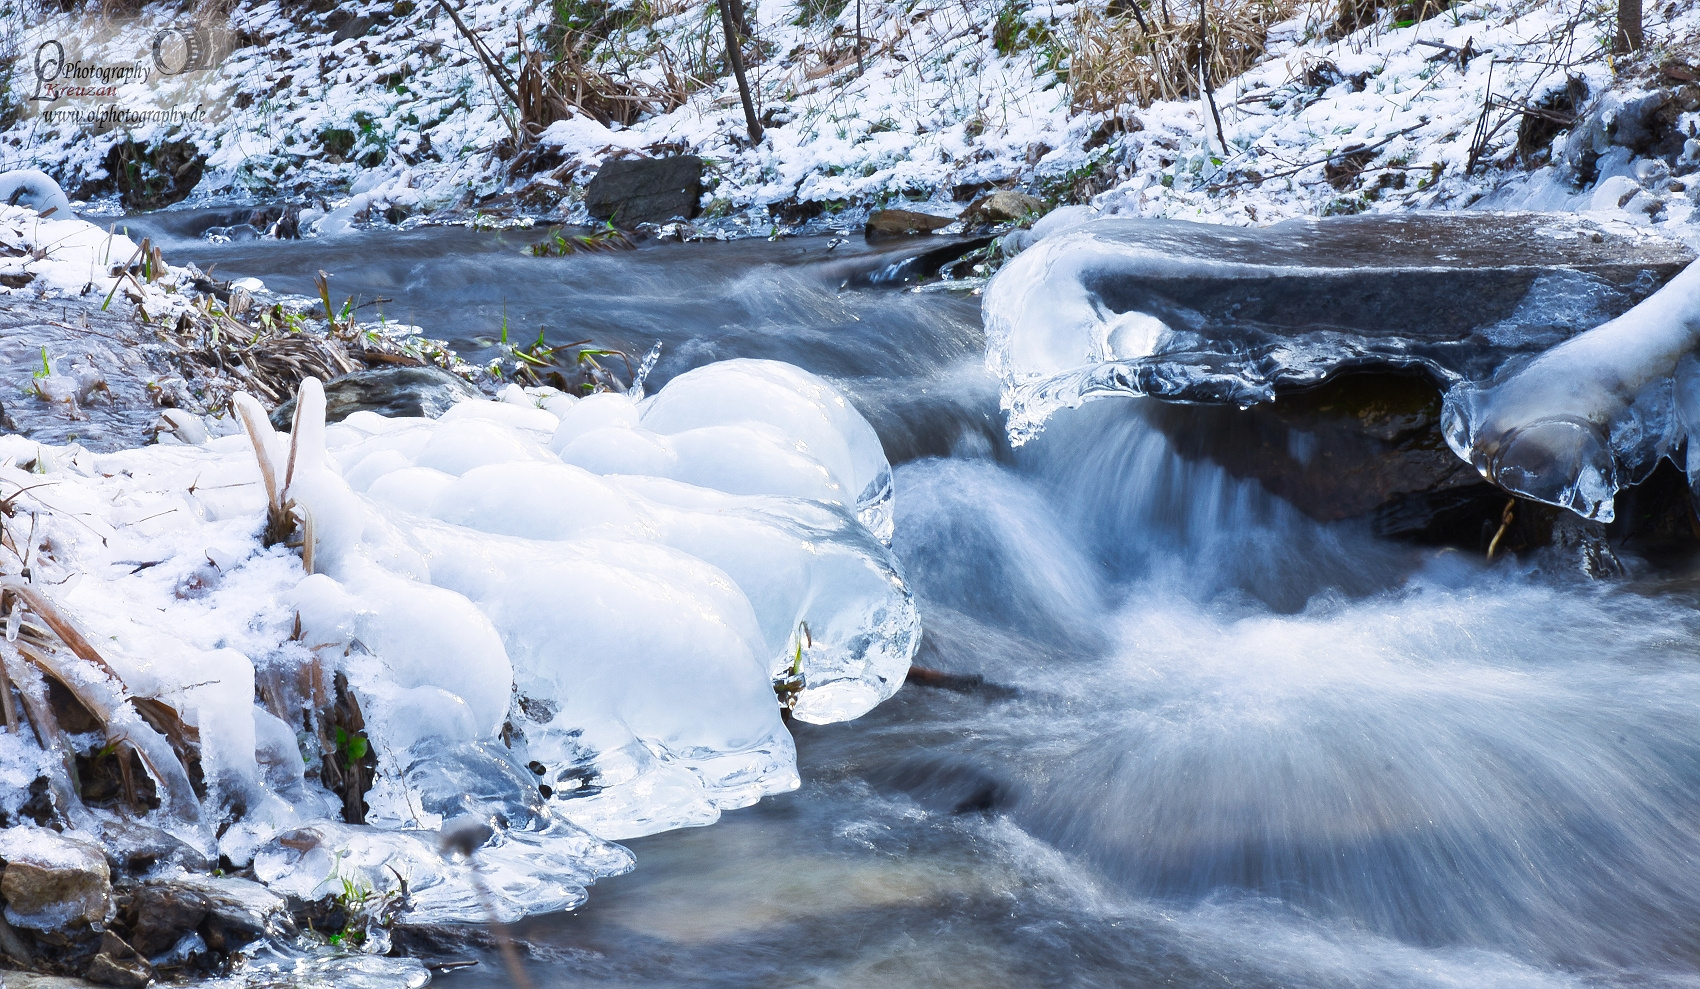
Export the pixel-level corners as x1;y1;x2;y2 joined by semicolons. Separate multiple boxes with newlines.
1466;58;1497;174
436;0;520;107
1198;0;1228;154
1210;123;1423;189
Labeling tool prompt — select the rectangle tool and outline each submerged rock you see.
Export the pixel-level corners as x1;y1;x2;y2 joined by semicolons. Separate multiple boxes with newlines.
269;365;483;430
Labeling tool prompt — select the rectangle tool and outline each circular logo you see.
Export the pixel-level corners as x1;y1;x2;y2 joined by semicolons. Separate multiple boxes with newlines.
152;27;207;75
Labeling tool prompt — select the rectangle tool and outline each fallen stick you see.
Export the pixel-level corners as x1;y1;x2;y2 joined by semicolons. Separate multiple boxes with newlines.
1209;124;1423;190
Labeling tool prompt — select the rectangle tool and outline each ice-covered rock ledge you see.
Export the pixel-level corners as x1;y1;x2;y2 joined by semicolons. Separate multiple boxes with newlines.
0;358;916;940
984;211;1700;526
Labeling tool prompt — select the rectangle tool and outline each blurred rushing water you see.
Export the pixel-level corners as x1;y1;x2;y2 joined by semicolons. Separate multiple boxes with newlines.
129;214;1700;988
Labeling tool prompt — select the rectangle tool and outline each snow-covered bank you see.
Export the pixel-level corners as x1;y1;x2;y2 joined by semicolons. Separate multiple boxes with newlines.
10;0;1700;241
0;350;916;957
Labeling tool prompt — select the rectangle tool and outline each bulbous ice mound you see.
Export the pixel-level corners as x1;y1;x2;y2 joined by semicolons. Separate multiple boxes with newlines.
287;358;915;845
636;359;895;544
983;213;1692;446
1442;261;1700;522
0;358;913;926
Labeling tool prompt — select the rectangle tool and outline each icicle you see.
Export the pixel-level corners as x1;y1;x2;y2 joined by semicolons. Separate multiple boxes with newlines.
630;341;663;400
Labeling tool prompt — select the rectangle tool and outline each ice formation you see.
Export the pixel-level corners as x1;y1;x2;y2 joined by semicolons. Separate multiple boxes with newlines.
0;170;74;218
1442;260;1700;521
983;213;1694;443
984;211;1700;523
0;357;916;925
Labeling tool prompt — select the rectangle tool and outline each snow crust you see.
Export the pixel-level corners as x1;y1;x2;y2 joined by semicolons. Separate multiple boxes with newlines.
0;201;143;300
0;357;914;924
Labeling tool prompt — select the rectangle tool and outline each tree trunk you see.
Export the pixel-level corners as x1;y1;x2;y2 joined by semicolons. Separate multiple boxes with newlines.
1617;0;1643;54
716;0;763;144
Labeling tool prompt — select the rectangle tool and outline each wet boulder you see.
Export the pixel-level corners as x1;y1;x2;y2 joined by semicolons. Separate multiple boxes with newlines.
99;820;213;878
151;875;293;954
1142;370;1554;552
269;365;482;430
985;212;1696;443
823;237;995;288
865;208;955;239
584;156;703;228
1146;369;1698;562
124;884;210;956
0;829;111;929
961;190;1045;228
84;931;151;989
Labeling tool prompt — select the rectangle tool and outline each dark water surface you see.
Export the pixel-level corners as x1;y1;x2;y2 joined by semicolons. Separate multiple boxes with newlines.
125;214;1700;988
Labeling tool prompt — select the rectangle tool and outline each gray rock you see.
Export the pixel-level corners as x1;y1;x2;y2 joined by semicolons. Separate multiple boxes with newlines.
151;875;293;953
584;156;704;228
330;14;372;42
269;365;482;430
98;819;213;877
0;830;111;929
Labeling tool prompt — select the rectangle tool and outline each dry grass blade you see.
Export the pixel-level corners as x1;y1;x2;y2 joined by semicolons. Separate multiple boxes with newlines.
0;662;17;734
1;582;205;825
2;580;120;680
1069;0;1295;112
233;392;298;547
0;640;84;817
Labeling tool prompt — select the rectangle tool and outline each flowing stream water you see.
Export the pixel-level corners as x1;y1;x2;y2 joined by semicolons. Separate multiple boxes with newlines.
122;215;1700;988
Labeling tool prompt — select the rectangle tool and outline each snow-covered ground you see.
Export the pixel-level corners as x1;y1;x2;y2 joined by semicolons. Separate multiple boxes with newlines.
6;0;1699;239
